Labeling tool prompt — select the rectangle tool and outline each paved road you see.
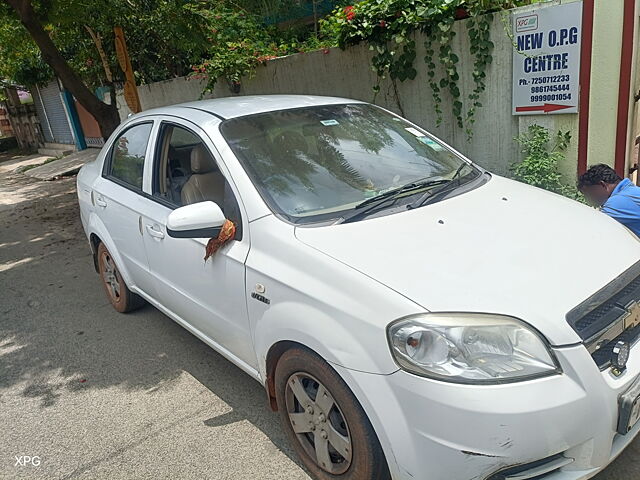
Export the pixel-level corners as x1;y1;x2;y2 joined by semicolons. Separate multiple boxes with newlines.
0;152;310;479
0;151;638;479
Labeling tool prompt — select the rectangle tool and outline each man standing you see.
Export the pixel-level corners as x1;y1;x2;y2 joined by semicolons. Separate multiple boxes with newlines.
578;164;640;236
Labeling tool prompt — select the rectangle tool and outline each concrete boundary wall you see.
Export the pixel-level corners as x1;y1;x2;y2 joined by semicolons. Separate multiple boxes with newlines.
117;1;587;178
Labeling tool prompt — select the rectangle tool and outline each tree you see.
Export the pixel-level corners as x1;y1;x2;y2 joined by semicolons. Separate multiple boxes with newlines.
0;0;335;140
1;0;212;140
0;10;53;88
3;0;121;139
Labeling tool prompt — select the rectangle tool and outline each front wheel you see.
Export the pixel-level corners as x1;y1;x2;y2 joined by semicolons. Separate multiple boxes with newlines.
275;347;390;480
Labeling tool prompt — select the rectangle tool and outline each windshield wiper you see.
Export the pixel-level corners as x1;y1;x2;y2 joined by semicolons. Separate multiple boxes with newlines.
407;162;469;210
335;178;450;224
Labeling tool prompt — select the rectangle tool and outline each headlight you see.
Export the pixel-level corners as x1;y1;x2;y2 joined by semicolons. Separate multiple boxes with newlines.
387;313;561;384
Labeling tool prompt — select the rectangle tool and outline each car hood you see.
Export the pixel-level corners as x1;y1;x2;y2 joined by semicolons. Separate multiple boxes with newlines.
294;175;640;346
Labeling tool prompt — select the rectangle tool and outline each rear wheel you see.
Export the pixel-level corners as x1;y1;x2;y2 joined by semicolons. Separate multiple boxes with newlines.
97;243;145;313
275;347;390;480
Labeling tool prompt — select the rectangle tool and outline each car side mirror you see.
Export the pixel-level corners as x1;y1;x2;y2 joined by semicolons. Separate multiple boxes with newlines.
166;201;226;239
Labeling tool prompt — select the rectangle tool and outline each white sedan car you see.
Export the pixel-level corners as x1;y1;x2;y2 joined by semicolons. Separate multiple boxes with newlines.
77;95;640;480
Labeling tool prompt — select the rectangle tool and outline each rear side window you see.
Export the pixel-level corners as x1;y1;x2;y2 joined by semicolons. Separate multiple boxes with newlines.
107;123;153;190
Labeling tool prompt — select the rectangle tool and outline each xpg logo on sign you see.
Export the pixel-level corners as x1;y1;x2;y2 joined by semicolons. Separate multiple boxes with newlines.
515;14;538;32
15;455;41;467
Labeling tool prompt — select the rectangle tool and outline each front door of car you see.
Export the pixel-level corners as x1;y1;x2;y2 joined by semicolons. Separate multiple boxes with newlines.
138;118;256;370
93;120;157;298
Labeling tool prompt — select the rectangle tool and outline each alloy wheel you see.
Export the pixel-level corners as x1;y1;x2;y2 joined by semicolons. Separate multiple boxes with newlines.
100;251;121;301
284;372;352;474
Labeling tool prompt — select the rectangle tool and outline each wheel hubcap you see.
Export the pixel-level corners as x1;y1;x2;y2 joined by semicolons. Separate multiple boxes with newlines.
285;372;352;474
101;252;121;301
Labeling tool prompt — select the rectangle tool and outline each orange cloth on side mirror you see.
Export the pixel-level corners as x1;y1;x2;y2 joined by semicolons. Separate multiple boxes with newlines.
204;219;236;262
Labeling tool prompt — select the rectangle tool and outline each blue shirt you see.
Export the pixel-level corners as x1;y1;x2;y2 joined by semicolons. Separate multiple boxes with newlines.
602;178;640;236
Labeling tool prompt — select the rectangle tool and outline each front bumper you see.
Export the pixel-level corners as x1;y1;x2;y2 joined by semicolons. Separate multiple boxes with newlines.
334;342;640;480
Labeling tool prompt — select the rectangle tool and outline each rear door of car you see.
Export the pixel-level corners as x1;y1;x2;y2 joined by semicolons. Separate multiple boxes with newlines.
92;120;157;298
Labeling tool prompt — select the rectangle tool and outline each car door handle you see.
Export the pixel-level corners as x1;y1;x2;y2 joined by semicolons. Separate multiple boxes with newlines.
146;224;165;239
95;196;107;208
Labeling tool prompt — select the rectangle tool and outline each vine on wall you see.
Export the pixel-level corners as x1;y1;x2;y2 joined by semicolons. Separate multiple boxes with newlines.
323;0;526;138
512;124;584;201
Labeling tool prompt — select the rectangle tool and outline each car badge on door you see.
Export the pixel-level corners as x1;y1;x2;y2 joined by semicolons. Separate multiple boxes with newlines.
251;292;270;305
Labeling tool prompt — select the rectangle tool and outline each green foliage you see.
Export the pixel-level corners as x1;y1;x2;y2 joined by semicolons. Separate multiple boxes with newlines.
1;0;337;95
238;0;337;25
0;6;54;86
512;124;583;201
465;2;495;137
189;3;336;92
187;4;272;90
51;0;211;86
321;0;526;137
0;1;213;88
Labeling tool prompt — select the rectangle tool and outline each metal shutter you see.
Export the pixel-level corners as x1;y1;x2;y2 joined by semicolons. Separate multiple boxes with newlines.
31;87;54;143
35;80;74;145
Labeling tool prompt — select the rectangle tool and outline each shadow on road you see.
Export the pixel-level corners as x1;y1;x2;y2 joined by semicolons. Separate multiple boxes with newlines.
0;170;306;474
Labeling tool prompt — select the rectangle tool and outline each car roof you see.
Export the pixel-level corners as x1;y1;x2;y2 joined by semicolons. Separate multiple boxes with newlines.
134;94;365;121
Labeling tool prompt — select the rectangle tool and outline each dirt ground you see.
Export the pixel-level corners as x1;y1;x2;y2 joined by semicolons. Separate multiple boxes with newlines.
0;150;638;479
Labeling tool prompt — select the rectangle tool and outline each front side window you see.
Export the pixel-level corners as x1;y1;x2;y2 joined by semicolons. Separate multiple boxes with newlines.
220;104;481;224
107;122;152;190
152;123;243;238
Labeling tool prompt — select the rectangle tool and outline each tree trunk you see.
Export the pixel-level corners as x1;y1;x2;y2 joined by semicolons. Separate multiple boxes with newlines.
4;0;120;140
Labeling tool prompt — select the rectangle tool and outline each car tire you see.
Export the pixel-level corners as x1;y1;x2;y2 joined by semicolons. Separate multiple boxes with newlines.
275;347;390;480
97;242;145;313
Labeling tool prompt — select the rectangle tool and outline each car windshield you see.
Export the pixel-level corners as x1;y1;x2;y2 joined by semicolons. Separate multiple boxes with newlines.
220;103;480;224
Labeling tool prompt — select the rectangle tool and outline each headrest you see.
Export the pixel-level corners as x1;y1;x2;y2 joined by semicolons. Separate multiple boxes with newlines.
190;144;216;174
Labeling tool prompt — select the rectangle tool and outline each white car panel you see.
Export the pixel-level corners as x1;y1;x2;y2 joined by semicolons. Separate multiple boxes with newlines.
91;175;159;298
179;94;364;119
140;197;256;369
76;95;640;480
166;201;226;232
245;214;423;377
335;343;640;480
295;174;640;346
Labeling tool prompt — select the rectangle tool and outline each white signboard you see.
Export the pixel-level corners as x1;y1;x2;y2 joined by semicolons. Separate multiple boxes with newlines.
512;2;582;115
